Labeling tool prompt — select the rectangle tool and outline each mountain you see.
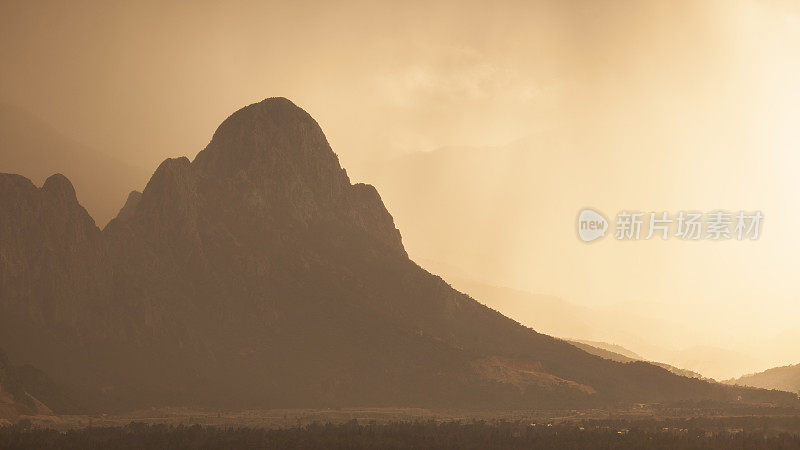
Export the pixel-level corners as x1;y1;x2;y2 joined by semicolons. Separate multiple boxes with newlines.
566;340;705;380
566;341;639;364
726;364;800;394
419;266;766;381
0;349;73;421
571;340;643;361
0;102;149;226
420;271;701;365
0;98;793;412
648;362;705;381
416;271;711;380
427;281;715;382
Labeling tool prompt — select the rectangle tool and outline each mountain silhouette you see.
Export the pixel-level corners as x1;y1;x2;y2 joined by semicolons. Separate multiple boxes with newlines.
0;98;792;412
726;364;800;394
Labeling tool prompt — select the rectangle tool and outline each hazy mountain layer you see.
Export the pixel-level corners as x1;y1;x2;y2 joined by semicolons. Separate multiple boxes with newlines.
566;341;705;380
727;364;800;394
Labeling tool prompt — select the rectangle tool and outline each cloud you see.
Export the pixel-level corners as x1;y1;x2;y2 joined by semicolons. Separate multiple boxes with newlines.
376;46;542;107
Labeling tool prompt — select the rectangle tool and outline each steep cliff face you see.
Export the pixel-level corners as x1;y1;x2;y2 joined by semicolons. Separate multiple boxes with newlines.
0;174;109;371
0;173;101;314
0;98;792;412
189;97;405;258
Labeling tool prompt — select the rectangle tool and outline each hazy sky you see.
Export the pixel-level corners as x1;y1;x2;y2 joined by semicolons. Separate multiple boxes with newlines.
2;0;800;378
5;0;785;170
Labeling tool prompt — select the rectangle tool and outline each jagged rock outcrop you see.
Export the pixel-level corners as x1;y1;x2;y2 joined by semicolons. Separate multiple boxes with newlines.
0;98;793;412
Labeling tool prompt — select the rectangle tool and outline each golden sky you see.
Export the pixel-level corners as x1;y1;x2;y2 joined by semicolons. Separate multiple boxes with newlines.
2;0;800;379
2;0;771;167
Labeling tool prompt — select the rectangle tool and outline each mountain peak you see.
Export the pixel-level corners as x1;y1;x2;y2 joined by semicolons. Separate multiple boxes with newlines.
205;97;321;151
42;173;77;202
195;97;334;171
190;98;352;225
243;96;300;110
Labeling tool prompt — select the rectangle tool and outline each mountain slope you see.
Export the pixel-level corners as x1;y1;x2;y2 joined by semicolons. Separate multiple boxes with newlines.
566;341;638;364
727;364;800;394
0;349;74;420
364;141;788;380
0;98;792;412
572;340;643;361
0;103;149;226
566;340;705;380
424;271;741;380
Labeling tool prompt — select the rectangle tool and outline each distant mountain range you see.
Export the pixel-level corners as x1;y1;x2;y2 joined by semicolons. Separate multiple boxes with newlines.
726;364;800;394
0;98;793;413
564;341;641;364
570;340;643;361
566;340;705;380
